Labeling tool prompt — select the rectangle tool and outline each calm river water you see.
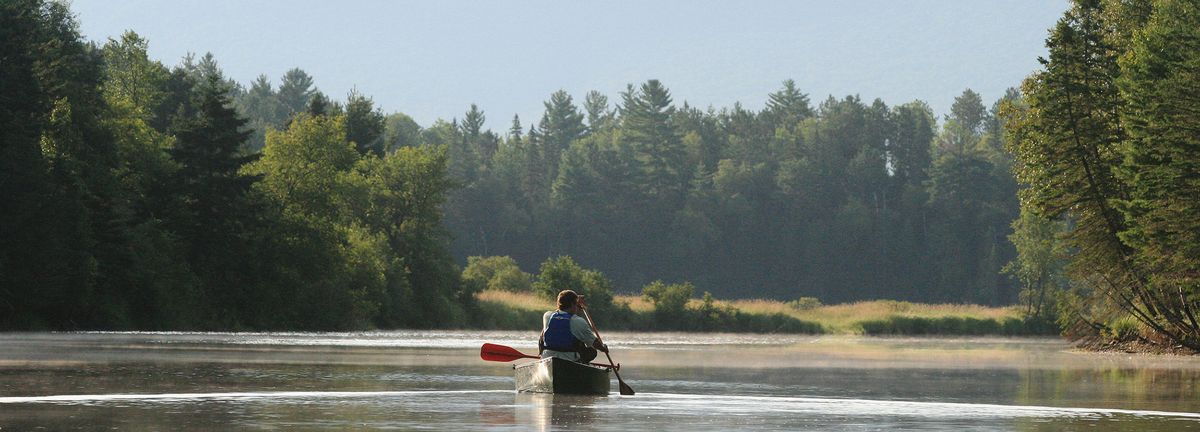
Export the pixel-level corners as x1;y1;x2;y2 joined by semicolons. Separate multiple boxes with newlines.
1;331;1198;431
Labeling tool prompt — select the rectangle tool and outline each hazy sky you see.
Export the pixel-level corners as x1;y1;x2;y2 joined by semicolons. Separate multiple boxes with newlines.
71;0;1069;129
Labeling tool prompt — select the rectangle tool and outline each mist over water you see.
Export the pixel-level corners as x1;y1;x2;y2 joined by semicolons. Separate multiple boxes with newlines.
1;332;1198;431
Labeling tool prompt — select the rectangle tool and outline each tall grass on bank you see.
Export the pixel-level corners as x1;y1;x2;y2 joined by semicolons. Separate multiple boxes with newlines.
730;298;1057;335
472;290;552;330
476;291;1058;336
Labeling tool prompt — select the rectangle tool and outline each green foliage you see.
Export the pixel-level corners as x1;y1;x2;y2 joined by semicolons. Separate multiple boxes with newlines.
463;256;532;293
1003;208;1069;321
1004;0;1200;349
764;79;814;128
384;112;422;151
623;80;686;206
491;267;534;293
443;76;1023;307
857;316;1056;336
539;90;586;177
251;114;357;219
641;280;694;318
3;0;1103;333
533;256;614;314
277;68;316;116
101;31;169;119
1113;0;1200;348
1105;315;1142;343
345;89;386;156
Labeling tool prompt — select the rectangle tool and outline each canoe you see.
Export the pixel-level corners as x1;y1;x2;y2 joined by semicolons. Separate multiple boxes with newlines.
513;357;611;395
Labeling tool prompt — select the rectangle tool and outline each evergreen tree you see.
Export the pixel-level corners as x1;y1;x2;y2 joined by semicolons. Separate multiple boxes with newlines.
764;79;814;129
889;101;936;189
345;89;386;156
622;80;686;206
1;0;152;328
236;74;285;150
949;88;987;134
166;74;262;324
1115;0;1200;347
1005;0;1150;342
278;67;316;117
539;90;586;179
584;90;611;132
509;114;523;144
307;91;331;117
461;103;492;162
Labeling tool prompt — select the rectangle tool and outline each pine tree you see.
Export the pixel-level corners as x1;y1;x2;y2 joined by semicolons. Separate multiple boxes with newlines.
461;103;492;162
1115;0;1200;347
584;90;611;132
307;92;330;117
622;80;686;206
509;114;523;144
949;88;987;135
764;79;813;130
278;68;316;117
539;90;586;179
166;73;265;325
345;89;385;156
1005;0;1168;344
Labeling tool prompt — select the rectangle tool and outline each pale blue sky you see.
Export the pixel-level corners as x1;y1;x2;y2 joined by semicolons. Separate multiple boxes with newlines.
71;0;1068;129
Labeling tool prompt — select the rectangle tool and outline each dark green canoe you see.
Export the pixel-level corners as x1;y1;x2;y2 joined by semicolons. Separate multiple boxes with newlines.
513;357;611;395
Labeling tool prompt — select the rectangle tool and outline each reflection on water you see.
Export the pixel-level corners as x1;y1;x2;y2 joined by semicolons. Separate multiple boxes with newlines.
1;331;1199;431
2;389;1197;431
511;393;605;431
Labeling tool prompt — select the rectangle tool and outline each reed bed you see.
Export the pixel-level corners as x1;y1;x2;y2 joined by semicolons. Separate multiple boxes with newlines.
476;291;1055;335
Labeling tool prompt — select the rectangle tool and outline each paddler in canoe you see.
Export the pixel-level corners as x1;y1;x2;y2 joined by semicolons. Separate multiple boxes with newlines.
539;290;608;363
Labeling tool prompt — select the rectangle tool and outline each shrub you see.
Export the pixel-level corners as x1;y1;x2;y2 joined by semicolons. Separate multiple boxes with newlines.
463;256;528;292
489;266;533;292
641;280;694;319
533;256;615;314
1105;316;1141;343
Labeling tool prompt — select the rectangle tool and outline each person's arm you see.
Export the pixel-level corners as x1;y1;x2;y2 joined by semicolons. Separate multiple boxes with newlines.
539;311;553;353
570;314;607;352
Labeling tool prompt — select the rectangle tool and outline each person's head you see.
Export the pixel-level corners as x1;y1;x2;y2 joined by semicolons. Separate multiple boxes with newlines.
557;290;580;312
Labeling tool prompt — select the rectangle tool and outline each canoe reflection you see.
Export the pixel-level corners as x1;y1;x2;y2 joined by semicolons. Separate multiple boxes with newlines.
513;392;603;431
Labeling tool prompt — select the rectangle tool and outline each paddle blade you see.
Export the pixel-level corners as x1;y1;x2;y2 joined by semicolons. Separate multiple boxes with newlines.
618;380;635;396
480;343;537;362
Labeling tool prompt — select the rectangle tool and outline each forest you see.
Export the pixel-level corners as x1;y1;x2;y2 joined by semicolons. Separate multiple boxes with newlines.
3;0;1198;349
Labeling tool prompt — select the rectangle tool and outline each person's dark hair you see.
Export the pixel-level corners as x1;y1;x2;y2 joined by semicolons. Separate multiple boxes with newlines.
557;290;578;310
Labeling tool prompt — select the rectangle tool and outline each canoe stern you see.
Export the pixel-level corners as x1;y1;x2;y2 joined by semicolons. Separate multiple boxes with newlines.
514;357;610;395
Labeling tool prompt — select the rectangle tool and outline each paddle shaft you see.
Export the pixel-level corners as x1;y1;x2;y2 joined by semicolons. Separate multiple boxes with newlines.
480;343;617;369
580;308;634;395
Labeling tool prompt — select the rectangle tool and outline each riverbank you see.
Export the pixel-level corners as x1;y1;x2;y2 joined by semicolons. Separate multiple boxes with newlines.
473;290;1059;336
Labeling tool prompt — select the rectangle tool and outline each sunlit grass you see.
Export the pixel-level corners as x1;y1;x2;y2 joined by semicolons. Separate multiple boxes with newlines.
476;290;551;312
785;300;1024;334
615;294;653;313
477;290;1039;335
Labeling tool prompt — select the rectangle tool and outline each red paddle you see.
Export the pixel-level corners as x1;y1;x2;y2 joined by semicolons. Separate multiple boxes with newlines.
480;343;617;369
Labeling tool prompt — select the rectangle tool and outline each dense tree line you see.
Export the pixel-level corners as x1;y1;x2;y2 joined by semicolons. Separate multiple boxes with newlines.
438;81;1022;305
227;61;1028;308
2;0;1035;332
1003;0;1200;350
0;1;465;330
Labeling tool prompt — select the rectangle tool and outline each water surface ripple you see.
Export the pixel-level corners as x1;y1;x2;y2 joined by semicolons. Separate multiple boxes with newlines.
1;331;1198;431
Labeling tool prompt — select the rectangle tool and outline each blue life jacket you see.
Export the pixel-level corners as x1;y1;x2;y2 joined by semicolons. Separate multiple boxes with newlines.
543;311;577;351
